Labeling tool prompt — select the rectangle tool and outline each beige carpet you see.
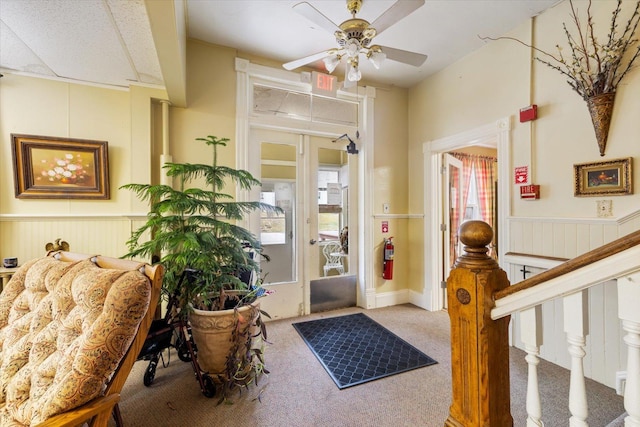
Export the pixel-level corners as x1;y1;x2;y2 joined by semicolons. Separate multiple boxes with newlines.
112;304;624;427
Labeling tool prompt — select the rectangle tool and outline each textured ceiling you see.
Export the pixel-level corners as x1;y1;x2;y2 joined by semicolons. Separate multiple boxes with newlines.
0;0;563;92
0;0;162;87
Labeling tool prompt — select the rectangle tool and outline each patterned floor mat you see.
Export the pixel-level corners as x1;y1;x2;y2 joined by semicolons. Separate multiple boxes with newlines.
292;313;437;389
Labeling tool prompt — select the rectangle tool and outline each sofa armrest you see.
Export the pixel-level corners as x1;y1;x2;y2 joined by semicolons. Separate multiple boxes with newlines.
35;394;120;427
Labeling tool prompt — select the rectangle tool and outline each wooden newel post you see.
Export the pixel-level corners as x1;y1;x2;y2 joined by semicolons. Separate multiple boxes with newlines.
445;220;513;427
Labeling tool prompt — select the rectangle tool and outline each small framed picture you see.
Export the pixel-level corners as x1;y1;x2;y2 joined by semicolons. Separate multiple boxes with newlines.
573;157;632;197
11;134;110;199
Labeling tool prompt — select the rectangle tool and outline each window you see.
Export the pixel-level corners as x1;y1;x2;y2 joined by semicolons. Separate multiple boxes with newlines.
463;166;482;222
253;84;358;126
318;169;341;241
260;189;287;245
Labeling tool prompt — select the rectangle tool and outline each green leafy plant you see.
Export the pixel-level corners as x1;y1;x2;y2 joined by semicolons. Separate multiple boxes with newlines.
121;135;283;401
121;135;282;313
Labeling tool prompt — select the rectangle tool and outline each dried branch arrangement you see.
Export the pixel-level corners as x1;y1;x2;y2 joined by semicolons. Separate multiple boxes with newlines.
482;0;640;100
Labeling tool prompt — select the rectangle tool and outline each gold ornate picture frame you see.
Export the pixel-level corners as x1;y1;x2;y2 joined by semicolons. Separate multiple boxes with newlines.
573;157;632;197
11;134;110;199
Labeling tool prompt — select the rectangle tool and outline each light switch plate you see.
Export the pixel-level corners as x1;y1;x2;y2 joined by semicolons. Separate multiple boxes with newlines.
597;200;613;217
383;203;390;214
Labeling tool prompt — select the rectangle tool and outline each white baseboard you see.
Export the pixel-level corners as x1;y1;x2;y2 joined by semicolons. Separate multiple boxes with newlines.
375;289;410;308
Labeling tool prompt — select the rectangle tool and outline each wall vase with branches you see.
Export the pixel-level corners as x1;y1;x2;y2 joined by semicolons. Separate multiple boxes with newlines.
483;0;640;156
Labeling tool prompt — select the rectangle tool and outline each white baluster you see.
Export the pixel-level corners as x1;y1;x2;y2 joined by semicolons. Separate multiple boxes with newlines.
564;291;589;427
521;306;544;426
618;273;640;427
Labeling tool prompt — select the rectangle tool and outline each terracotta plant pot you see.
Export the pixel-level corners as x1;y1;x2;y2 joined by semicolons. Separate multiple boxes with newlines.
586;92;615;157
189;301;260;379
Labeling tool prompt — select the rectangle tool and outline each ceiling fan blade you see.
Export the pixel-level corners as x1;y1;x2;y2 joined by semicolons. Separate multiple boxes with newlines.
371;0;425;36
379;45;427;67
293;2;341;34
283;50;332;71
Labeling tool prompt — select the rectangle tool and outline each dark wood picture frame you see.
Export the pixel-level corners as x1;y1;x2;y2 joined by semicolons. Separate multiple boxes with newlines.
573;157;632;197
11;134;110;199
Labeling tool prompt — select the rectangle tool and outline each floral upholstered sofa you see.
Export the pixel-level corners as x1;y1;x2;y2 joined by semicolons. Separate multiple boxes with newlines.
0;252;162;426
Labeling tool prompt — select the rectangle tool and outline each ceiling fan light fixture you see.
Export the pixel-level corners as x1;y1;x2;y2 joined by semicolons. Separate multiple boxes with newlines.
367;46;386;69
323;54;341;73
345;38;361;58
347;59;362;82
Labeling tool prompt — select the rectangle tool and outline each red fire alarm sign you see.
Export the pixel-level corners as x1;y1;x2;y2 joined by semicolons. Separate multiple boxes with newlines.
514;166;529;184
519;105;537;122
520;184;540;200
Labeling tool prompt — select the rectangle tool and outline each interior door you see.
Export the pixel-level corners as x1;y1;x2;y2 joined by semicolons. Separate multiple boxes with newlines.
250;129;355;319
443;153;463;308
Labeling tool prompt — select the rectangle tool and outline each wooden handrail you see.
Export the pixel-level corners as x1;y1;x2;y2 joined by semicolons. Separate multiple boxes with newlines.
495;229;640;300
503;251;569;263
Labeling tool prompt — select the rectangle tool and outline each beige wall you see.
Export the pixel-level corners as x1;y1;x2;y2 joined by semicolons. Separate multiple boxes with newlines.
407;0;640;270
0;39;410;304
0;74;166;263
3;1;637;307
371;86;411;293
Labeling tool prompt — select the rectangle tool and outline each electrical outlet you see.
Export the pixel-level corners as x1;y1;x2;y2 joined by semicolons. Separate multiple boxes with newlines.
383;203;390;214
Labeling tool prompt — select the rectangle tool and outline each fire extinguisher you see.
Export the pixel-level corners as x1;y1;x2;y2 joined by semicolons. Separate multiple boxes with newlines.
382;237;394;280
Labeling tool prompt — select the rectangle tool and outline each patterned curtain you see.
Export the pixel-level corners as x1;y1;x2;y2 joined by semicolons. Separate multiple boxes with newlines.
451;152;497;227
474;156;497;229
451;153;473;220
449;153;473;266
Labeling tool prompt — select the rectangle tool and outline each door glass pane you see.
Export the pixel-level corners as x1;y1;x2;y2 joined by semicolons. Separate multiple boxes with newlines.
317;147;348;276
253;85;310;121
259;142;296;283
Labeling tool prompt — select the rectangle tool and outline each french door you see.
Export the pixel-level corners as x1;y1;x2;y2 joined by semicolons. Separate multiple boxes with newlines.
249;128;355;319
443;153;463;308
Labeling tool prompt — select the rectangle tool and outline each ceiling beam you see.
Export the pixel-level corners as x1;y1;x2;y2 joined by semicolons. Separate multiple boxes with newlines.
144;0;187;107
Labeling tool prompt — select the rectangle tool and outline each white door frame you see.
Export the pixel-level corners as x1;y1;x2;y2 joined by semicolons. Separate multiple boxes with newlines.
422;118;511;311
234;58;374;316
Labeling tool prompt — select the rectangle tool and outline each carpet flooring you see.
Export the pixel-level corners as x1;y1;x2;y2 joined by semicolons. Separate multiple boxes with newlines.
293;313;437;389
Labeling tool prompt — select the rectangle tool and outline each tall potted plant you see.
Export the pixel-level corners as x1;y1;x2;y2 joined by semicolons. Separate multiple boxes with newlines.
122;135;282;401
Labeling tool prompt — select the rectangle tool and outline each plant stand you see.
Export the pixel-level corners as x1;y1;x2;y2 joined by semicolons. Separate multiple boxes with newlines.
189;301;261;381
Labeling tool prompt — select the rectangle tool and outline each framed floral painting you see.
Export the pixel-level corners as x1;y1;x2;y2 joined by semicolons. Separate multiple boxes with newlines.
573;157;632;197
11;134;110;199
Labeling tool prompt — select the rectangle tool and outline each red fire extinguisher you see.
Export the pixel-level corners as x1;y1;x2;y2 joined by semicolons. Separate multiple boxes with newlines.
382;237;394;280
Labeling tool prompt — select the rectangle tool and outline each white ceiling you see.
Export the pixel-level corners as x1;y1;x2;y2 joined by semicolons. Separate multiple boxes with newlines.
0;0;562;93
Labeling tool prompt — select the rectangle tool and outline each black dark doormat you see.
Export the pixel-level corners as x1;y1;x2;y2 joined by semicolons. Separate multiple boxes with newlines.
292;313;437;389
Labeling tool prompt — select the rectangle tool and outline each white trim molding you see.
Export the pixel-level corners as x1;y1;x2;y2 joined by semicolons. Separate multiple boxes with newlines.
423;117;511;311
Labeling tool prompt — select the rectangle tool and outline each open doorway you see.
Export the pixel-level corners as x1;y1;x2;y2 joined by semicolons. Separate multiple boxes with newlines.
447;148;498;259
423;118;511;311
441;149;497;309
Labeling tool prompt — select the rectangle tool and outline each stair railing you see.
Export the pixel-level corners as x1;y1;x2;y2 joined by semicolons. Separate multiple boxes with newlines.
445;220;640;427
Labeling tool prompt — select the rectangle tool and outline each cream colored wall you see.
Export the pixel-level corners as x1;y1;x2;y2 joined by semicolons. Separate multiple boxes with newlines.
0;74;167;263
371;86;411;294
169;41;237;170
408;1;640;272
524;0;640;218
405;0;640;388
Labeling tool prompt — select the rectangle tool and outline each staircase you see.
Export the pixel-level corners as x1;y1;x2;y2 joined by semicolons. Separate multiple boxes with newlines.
445;220;640;426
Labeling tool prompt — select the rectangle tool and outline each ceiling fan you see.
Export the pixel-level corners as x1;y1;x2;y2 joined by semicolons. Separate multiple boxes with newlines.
283;0;427;85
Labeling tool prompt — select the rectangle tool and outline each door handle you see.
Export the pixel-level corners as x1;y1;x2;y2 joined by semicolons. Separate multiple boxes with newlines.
309;239;317;245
